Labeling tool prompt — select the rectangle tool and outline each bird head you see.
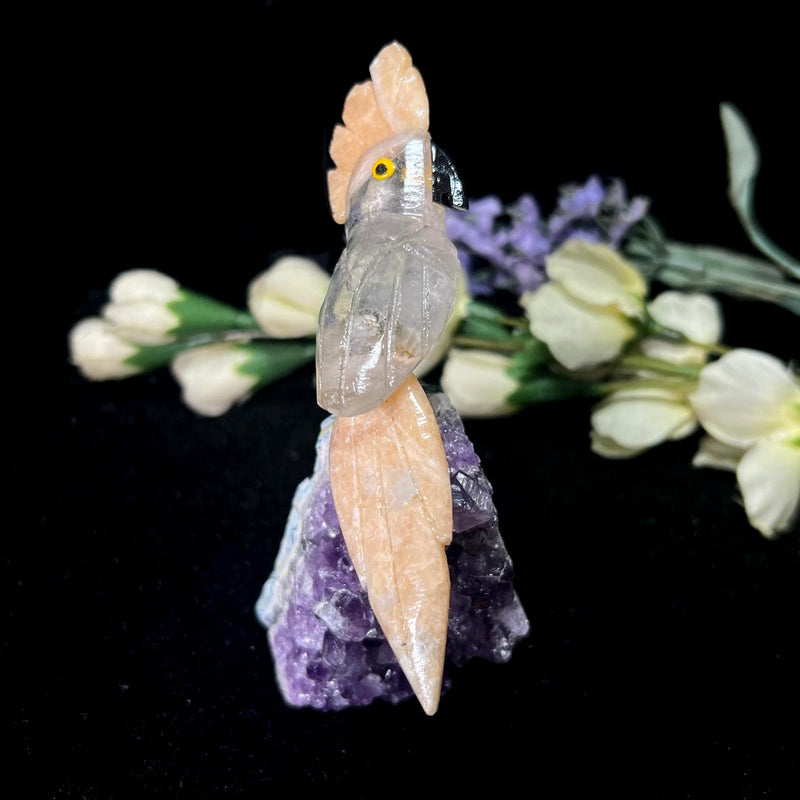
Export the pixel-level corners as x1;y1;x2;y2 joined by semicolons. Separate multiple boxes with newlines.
343;130;466;230
327;42;466;227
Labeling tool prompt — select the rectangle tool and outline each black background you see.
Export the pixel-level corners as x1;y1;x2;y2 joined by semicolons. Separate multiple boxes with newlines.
8;1;799;796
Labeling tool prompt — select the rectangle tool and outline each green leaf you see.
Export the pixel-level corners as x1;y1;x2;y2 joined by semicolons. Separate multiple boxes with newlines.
625;239;800;316
168;289;259;337
464;300;508;322
720;102;759;215
506;338;552;380
235;341;316;386
123;339;205;372
643;317;684;343
506;375;599;406
460;316;512;341
720;103;799;278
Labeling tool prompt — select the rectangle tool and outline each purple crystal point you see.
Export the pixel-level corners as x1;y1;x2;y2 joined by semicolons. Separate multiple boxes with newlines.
256;391;530;711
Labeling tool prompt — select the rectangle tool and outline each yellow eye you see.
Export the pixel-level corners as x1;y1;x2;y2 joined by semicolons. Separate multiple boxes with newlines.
372;158;395;180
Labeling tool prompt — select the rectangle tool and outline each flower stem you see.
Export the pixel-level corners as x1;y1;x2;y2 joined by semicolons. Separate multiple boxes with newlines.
626;238;800;316
619;354;703;379
465;300;528;329
451;336;526;353
498;314;528;329
686;340;731;355
597;378;696;395
645;318;731;355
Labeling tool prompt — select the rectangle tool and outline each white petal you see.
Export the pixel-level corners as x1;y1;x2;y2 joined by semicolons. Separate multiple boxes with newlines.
415;276;470;378
590;431;644;459
692;435;745;472
68;317;140;380
521;283;636;370
669;417;699;440
170;343;258;417
247;297;319;339
643;291;723;363
109;269;180;304
640;338;707;366
248;256;330;338
647;291;723;345
440;349;518;418
102;301;179;344
591;389;695;450
736;436;800;538
545;239;647;317
690;349;800;448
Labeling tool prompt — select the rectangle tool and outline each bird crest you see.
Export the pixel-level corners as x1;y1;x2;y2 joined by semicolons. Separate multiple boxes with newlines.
327;42;430;224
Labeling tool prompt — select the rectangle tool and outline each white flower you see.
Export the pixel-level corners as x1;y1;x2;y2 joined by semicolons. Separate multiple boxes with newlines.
736;436;800;538
171;343;259;417
440;348;519;418
690;349;798;448
520;240;647;370
109;269;180;305
690;349;800;537
248;256;330;338
641;291;723;365
68;317;141;380
102;269;182;345
591;386;697;459
414;276;470;378
692;435;744;472
590;291;722;458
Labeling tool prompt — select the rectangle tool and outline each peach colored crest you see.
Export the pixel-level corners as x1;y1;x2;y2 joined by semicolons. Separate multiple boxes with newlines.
327;42;430;224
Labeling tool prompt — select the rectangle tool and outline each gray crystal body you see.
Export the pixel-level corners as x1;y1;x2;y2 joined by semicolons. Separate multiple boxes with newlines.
316;132;463;417
256;390;530;711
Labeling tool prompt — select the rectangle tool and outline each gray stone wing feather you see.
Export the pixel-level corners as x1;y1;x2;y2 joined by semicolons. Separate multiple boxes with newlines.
316;224;462;416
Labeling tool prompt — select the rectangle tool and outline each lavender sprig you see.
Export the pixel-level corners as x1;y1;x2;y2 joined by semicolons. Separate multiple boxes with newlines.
446;176;650;297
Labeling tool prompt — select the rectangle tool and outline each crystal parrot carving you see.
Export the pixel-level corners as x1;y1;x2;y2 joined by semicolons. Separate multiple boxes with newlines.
316;42;467;714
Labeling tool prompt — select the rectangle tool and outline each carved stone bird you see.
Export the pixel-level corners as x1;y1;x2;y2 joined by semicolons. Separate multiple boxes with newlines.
316;42;467;714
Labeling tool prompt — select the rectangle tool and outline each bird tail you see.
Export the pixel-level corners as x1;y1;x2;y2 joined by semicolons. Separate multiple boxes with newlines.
328;374;452;714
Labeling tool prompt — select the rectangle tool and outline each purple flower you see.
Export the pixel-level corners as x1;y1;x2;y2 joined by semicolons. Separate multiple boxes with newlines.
604;181;650;247
506;195;550;261
446;196;509;295
445;195;504;257
548;176;606;242
446;193;549;296
446;176;649;297
549;176;650;249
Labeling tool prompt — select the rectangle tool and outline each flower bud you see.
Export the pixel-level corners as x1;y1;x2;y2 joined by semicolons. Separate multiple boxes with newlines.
248;256;330;338
171;343;259;417
440;348;519;418
590;387;697;459
103;269;258;344
68;317;141;380
102;270;182;345
110;269;180;304
641;291;722;365
171;340;316;417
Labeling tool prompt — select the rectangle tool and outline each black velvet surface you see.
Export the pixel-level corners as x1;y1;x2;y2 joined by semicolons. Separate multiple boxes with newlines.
10;3;799;796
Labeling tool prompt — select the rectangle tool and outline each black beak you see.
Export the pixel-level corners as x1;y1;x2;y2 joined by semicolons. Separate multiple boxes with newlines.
431;143;468;211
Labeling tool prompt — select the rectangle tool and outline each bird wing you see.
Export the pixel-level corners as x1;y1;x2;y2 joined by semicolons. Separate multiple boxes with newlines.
316;222;462;416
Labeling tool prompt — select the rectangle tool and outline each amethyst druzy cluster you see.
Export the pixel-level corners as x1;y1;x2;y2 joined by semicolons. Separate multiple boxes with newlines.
256;390;530;711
